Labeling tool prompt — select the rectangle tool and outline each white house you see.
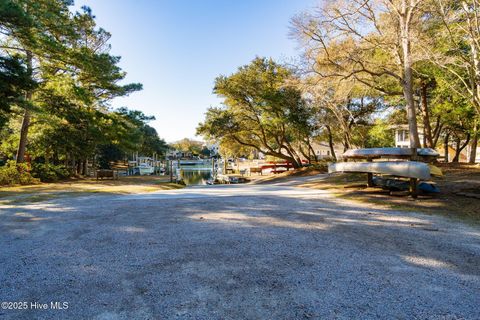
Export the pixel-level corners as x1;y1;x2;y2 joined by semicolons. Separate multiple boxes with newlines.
310;141;344;160
393;125;480;162
394;125;425;148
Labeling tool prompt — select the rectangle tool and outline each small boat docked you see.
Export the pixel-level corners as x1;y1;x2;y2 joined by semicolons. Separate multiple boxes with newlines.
138;163;155;175
328;161;432;180
216;174;248;184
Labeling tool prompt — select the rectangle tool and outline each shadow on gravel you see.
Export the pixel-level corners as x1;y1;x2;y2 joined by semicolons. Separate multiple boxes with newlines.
0;190;479;319
1;192;479;277
180;195;480;278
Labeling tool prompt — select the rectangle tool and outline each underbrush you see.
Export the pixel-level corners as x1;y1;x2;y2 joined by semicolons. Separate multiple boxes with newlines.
0;161;39;186
31;163;70;182
309;161;329;172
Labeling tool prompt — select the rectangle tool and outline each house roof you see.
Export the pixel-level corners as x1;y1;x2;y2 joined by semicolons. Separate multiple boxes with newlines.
390;124;425;130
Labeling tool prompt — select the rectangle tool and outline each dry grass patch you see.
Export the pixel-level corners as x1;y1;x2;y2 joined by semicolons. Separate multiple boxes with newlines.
251;166;327;184
252;164;480;223
297;166;480;223
0;175;184;204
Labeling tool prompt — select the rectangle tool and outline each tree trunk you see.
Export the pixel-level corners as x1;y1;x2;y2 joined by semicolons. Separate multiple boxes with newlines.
16;51;33;163
468;121;478;164
326;125;337;161
343;135;350;152
306;139;316;163
53;151;59;165
284;140;303;167
82;160;88;176
44;149;50;165
400;13;421;148
469;135;478;164
71;156;76;175
452;137;461;163
452;133;471;163
444;132;450;163
16;108;31;163
421;84;434;148
403;70;421;148
299;147;311;164
432;116;443;148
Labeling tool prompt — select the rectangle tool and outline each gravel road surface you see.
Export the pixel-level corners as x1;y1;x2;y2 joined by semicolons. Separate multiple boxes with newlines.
1;183;479;319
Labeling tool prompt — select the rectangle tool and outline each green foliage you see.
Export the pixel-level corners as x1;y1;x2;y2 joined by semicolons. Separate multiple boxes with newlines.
0;55;36;128
0;160;39;186
310;161;329;172
96;144;122;169
0;0;143;166
198;57;315;167
0;1;169;180
365;120;394;148
138;125;168;155
31;163;69;182
0;0;31;28
291;0;480;152
171;138;203;156
113;107;168;155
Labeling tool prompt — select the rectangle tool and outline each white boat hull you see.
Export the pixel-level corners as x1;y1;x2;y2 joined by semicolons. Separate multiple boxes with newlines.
343;148;439;158
328;161;431;180
139;166;154;175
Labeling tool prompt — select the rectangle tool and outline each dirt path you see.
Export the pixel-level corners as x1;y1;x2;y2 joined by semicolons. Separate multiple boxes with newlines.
0;183;479;319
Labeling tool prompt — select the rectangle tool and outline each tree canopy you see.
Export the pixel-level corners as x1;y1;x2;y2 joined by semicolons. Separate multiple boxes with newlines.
0;0;166;182
197;57;317;167
197;0;480;164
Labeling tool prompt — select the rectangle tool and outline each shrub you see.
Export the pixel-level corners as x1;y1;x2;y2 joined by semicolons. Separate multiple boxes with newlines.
0;160;39;186
31;163;70;182
309;159;331;172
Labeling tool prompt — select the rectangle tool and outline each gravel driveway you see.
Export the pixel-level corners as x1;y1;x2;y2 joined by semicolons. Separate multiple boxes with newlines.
0;183;479;319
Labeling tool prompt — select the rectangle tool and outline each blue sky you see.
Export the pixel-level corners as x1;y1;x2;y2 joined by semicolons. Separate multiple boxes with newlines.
74;0;316;142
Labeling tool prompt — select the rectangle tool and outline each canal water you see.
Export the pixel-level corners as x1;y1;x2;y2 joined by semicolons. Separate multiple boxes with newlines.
180;170;212;185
